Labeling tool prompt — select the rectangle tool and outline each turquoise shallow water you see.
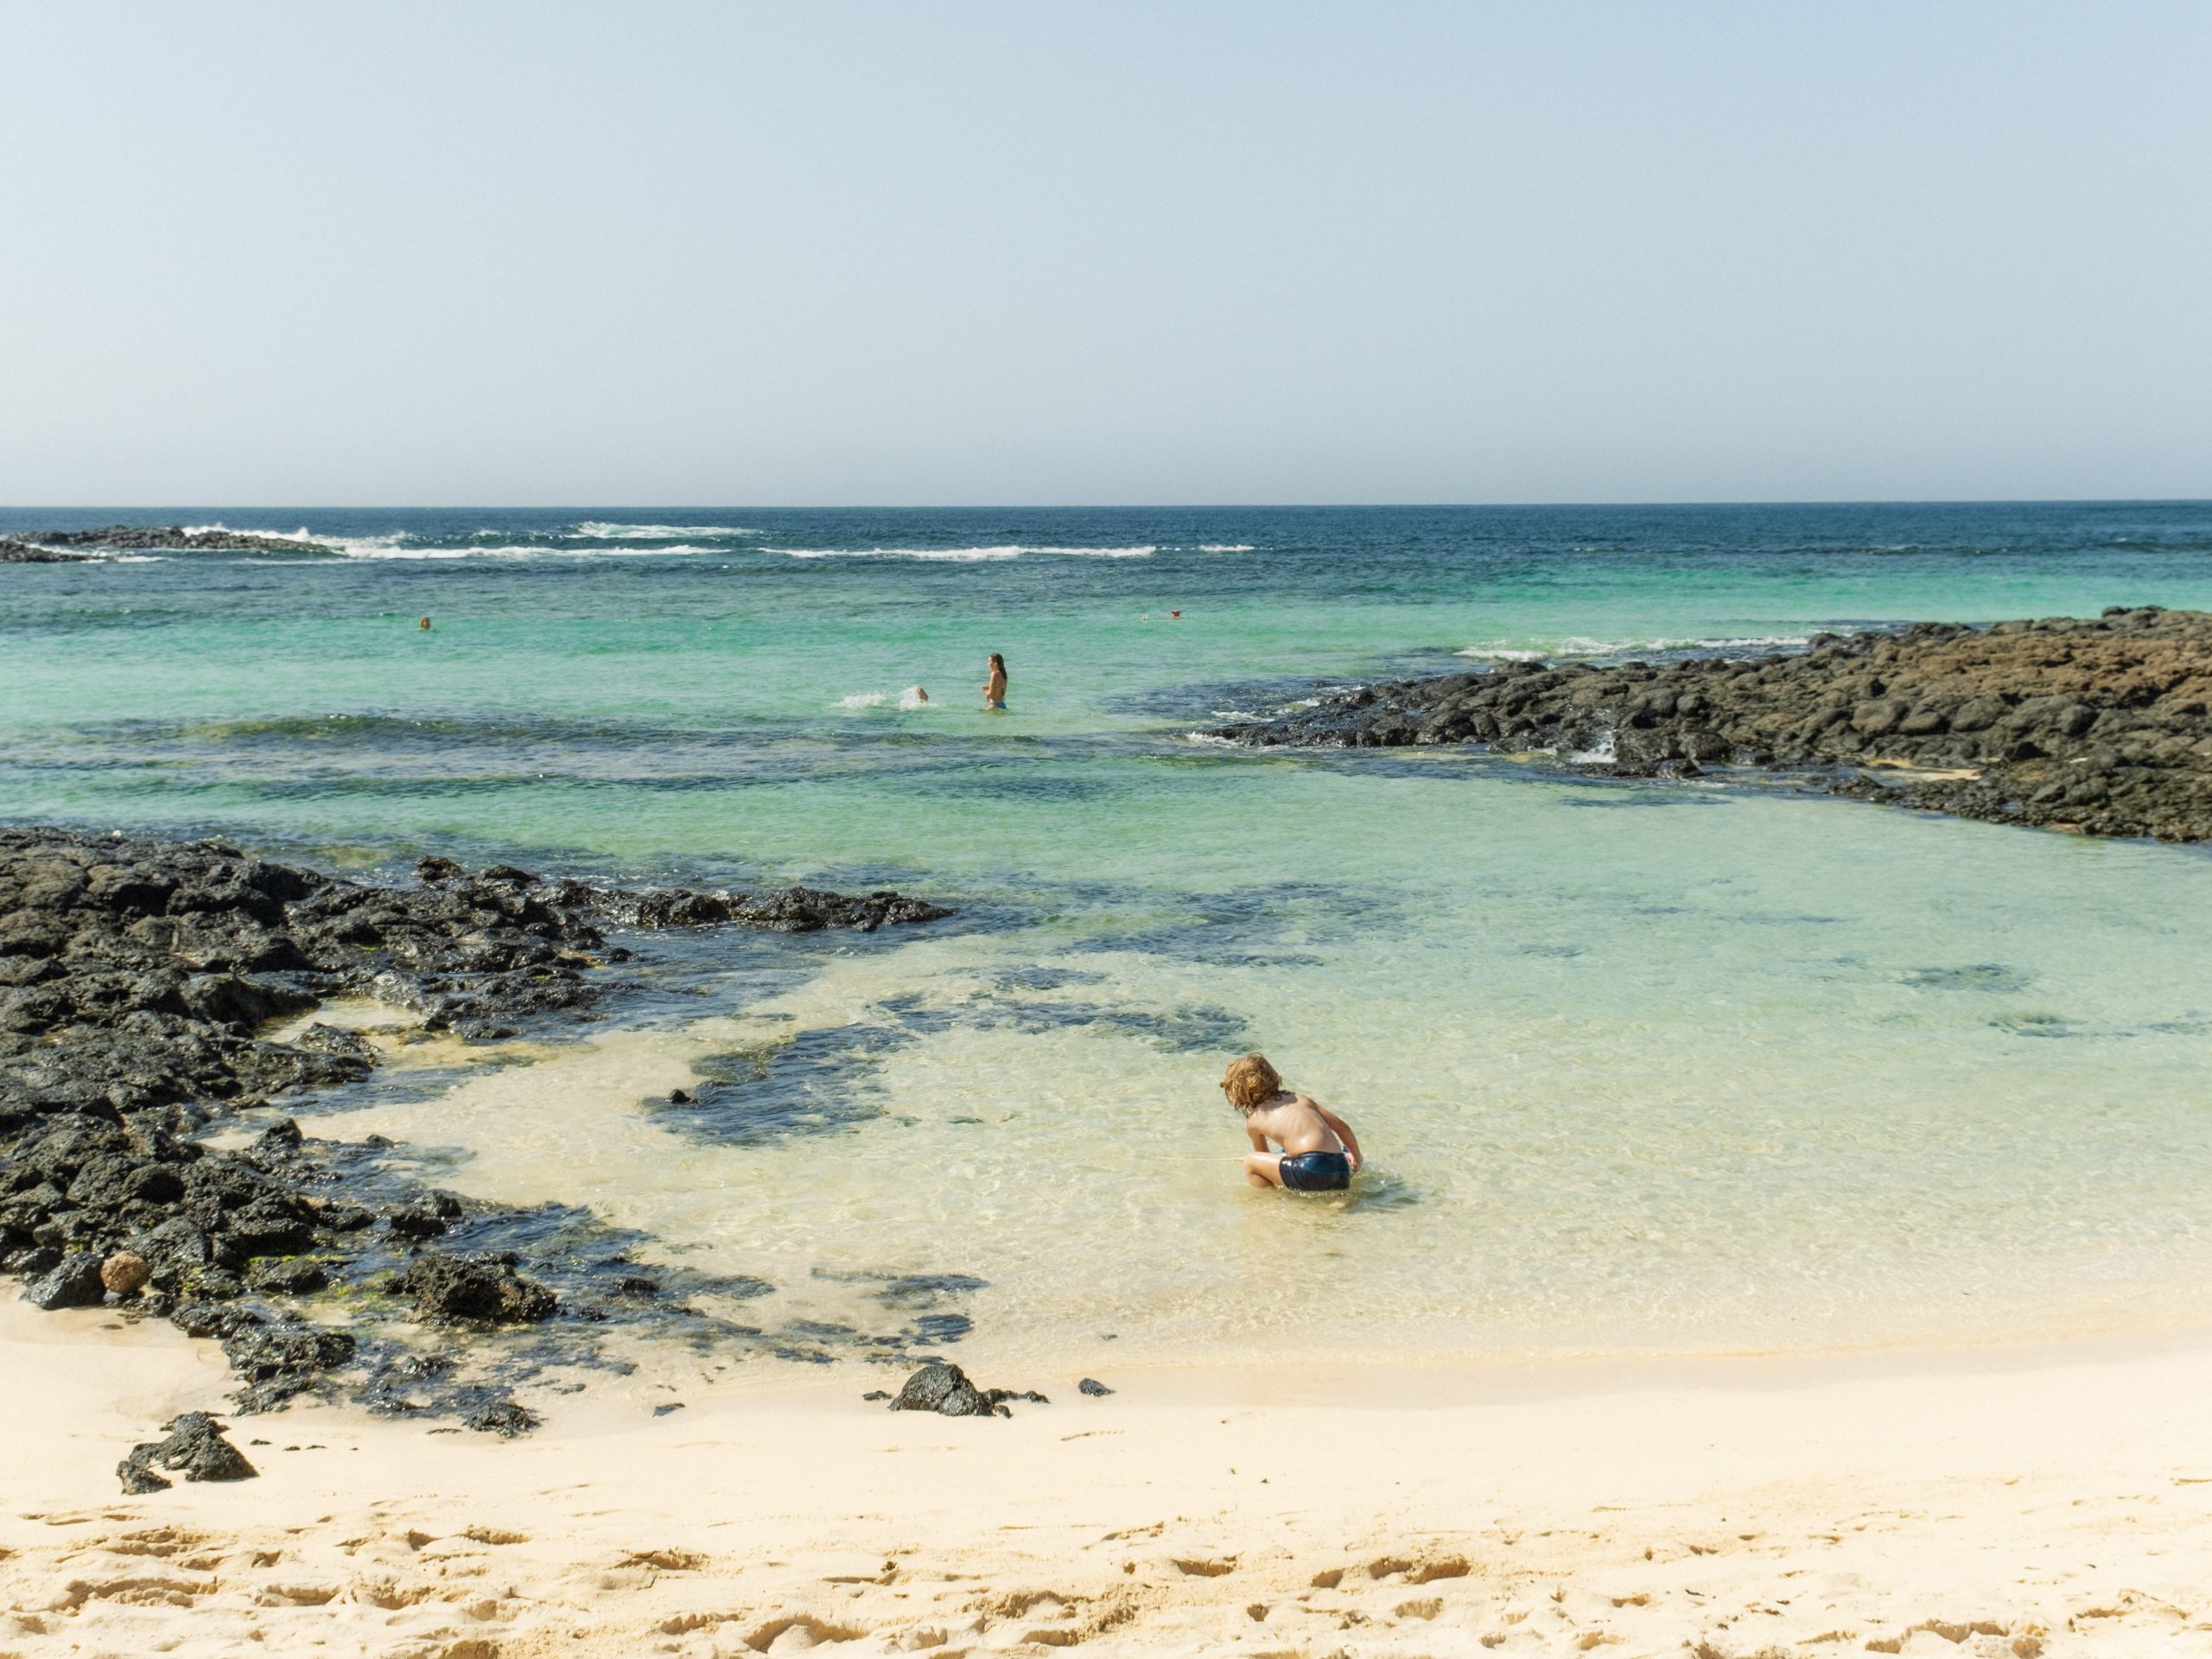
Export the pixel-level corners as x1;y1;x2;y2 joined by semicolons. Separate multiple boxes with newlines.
7;504;2212;1365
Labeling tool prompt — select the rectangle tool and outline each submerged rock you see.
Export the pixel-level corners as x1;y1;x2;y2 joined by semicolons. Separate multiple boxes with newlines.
117;1411;257;1492
1077;1377;1115;1397
224;1322;359;1412
293;1023;377;1065
1208;607;2212;842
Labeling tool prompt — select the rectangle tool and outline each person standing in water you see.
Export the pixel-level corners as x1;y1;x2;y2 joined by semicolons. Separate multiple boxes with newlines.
982;653;1007;709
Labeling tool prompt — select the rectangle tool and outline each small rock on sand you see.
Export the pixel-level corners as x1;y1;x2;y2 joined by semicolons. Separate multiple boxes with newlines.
887;1362;1048;1418
118;1412;257;1493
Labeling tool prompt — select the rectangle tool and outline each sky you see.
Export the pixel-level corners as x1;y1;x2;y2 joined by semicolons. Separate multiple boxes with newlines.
1;2;2206;506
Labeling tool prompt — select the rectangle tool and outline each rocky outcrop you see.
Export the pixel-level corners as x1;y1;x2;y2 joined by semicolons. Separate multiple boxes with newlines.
11;524;340;556
0;828;950;1134
1210;607;2212;841
0;540;95;563
2;829;958;1427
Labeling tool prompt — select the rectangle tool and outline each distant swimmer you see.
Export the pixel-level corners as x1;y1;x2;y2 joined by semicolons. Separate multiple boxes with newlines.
982;653;1007;709
419;616;432;630
1220;1053;1363;1193
901;685;930;709
1169;609;1181;619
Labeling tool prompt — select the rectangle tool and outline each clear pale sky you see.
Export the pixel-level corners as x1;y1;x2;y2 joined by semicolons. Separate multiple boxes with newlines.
2;2;2206;505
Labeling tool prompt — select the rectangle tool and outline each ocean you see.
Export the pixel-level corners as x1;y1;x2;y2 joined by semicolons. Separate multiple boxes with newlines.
8;502;2212;1371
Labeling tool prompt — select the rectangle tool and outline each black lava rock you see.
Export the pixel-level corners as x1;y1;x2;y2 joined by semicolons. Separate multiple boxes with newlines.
117;1411;257;1492
1205;609;2212;842
23;1251;106;1310
247;1255;329;1294
386;1201;453;1240
0;828;957;1438
464;1399;541;1437
395;1251;558;1324
171;1300;264;1339
1078;1377;1115;1397
223;1322;358;1411
886;1361;1048;1419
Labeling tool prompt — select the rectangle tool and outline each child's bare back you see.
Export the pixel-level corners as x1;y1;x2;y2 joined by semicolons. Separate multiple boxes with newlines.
1218;1053;1363;1192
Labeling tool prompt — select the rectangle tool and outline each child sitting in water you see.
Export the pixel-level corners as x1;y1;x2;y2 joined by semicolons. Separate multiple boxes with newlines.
1220;1053;1363;1191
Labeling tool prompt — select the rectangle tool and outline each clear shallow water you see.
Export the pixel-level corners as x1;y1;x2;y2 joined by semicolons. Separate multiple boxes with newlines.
7;503;2212;1368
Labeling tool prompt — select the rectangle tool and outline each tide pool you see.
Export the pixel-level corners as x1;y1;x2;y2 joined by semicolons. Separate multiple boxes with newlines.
6;503;2212;1366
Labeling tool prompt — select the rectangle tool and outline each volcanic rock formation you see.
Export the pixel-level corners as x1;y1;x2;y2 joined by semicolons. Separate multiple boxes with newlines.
1211;607;2212;841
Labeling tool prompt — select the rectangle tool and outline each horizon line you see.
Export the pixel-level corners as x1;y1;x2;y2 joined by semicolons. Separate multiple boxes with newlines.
4;496;2210;514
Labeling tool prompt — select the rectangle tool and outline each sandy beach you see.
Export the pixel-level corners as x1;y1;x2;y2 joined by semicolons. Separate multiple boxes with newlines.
10;0;2212;1649
9;1295;2210;1658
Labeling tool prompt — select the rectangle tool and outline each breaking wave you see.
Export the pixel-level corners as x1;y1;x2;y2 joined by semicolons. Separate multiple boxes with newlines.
772;544;1157;562
1457;634;1813;662
569;522;760;539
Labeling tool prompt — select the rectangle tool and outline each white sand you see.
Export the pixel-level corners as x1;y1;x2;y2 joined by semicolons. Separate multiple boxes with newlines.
5;1298;2211;1657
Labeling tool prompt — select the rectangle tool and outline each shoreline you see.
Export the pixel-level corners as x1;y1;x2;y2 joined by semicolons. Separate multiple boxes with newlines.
9;1300;2210;1655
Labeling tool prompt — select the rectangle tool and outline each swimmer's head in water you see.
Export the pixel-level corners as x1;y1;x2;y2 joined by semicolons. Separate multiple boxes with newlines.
419;616;432;629
1219;1052;1282;1113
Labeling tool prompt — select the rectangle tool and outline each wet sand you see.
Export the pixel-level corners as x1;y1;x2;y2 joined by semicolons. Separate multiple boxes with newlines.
7;1297;2209;1656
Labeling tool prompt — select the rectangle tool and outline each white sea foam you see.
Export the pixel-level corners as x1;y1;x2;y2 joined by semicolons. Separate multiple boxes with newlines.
328;543;473;560
836;693;887;709
320;540;721;561
570;522;760;539
1195;543;1255;552
772;544;1156;562
899;687;930;709
181;522;327;543
174;521;750;560
1457;634;1812;661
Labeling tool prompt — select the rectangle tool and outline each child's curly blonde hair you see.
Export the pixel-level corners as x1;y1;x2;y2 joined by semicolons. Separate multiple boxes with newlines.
1219;1052;1283;1112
